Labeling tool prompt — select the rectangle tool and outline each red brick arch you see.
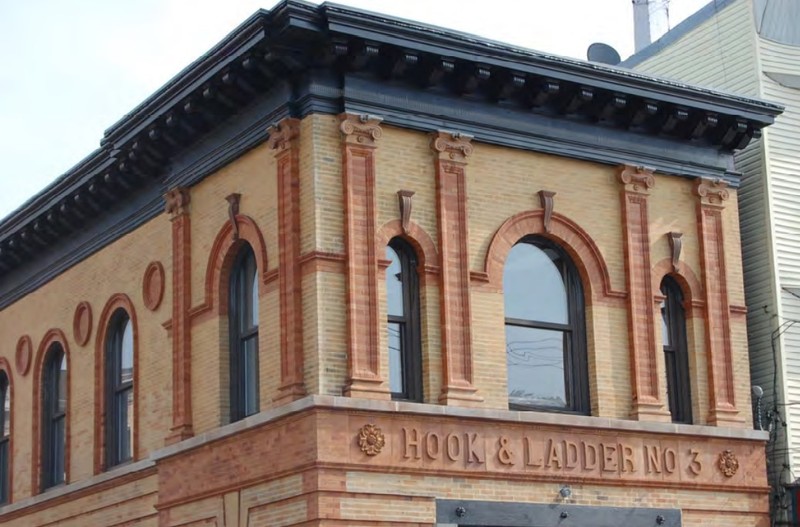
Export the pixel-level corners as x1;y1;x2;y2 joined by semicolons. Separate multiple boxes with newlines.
31;328;71;493
93;293;140;474
203;214;270;316
651;257;704;313
483;210;623;305
376;219;439;271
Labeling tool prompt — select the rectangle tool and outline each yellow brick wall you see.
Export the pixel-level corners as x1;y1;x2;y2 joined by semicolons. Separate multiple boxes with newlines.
0;216;172;501
0;112;755;519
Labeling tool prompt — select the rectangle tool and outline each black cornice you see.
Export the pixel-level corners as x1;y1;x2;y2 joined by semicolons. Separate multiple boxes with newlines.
0;0;784;296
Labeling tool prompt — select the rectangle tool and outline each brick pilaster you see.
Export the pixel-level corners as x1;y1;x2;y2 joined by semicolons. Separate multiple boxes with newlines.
431;131;481;405
617;165;670;421
164;186;194;443
268;118;307;403
339;113;389;399
694;178;742;425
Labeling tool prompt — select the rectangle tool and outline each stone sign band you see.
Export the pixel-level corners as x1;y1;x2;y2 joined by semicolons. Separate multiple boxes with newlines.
356;423;742;482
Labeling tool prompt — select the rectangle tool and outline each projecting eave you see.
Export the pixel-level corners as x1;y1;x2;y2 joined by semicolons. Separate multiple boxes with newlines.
0;0;783;307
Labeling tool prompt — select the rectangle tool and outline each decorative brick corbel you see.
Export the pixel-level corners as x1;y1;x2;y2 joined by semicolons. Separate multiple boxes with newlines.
668;232;683;272
538;190;556;233
617;165;670;422
431;130;482;405
268;117;307;403
397;190;415;234
164;186;194;443
693;177;741;424
340;113;389;399
226;193;241;241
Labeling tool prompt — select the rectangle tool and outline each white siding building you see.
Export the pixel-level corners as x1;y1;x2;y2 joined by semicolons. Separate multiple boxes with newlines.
623;0;800;521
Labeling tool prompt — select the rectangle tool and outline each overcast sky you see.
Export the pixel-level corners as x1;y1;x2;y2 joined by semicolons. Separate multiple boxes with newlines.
0;0;710;220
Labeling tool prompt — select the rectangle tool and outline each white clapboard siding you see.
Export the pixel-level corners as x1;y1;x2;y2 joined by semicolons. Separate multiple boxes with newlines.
632;0;760;97
760;36;800;471
738;139;778;413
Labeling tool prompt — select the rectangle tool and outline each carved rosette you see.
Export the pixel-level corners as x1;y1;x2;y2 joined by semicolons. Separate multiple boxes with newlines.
718;449;739;477
357;424;386;456
142;261;166;311
694;178;730;207
397;190;415;234
73;301;93;346
431;130;474;164
340;113;383;147
266;117;300;152
538;190;556;233
164;187;191;219
617;165;655;193
15;335;32;376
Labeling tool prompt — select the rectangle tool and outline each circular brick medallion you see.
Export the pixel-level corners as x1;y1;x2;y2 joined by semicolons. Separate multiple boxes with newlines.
142;261;165;311
15;335;32;376
73;301;93;346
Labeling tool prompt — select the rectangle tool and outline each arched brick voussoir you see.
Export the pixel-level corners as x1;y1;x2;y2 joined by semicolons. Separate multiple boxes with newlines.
483;210;624;304
651;258;704;309
31;327;71;493
93;293;140;472
203;214;270;316
376;219;439;270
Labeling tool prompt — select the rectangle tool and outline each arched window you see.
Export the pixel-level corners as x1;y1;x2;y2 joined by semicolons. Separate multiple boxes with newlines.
229;244;259;421
503;237;589;413
42;344;67;489
386;238;423;401
105;310;134;467
660;276;692;423
0;370;9;503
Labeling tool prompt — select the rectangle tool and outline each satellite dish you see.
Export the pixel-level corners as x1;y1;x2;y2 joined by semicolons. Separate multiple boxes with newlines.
587;43;621;66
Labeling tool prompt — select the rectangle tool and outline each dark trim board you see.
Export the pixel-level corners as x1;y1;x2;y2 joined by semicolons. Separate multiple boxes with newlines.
343;74;737;182
436;499;681;527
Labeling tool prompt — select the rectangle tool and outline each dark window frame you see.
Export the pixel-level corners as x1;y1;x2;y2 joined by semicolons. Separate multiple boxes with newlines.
41;344;66;490
660;276;693;424
504;236;590;415
0;371;9;504
105;309;134;468
229;244;260;422
386;237;423;402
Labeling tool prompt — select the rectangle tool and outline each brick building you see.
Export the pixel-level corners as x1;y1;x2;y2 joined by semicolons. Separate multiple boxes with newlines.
0;2;782;526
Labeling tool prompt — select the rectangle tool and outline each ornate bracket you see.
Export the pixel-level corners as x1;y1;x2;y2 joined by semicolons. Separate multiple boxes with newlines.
266;117;300;152
397;190;415;234
340;113;383;146
226;193;241;241
538;190;556;233
668;232;683;272
617;165;655;193
164;187;191;219
431;130;474;163
694;178;729;207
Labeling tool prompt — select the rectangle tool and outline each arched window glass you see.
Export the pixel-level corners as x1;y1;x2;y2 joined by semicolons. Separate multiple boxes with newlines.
504;237;589;413
660;277;692;423
0;371;9;504
229;245;259;421
386;238;422;401
42;344;66;489
106;310;134;467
